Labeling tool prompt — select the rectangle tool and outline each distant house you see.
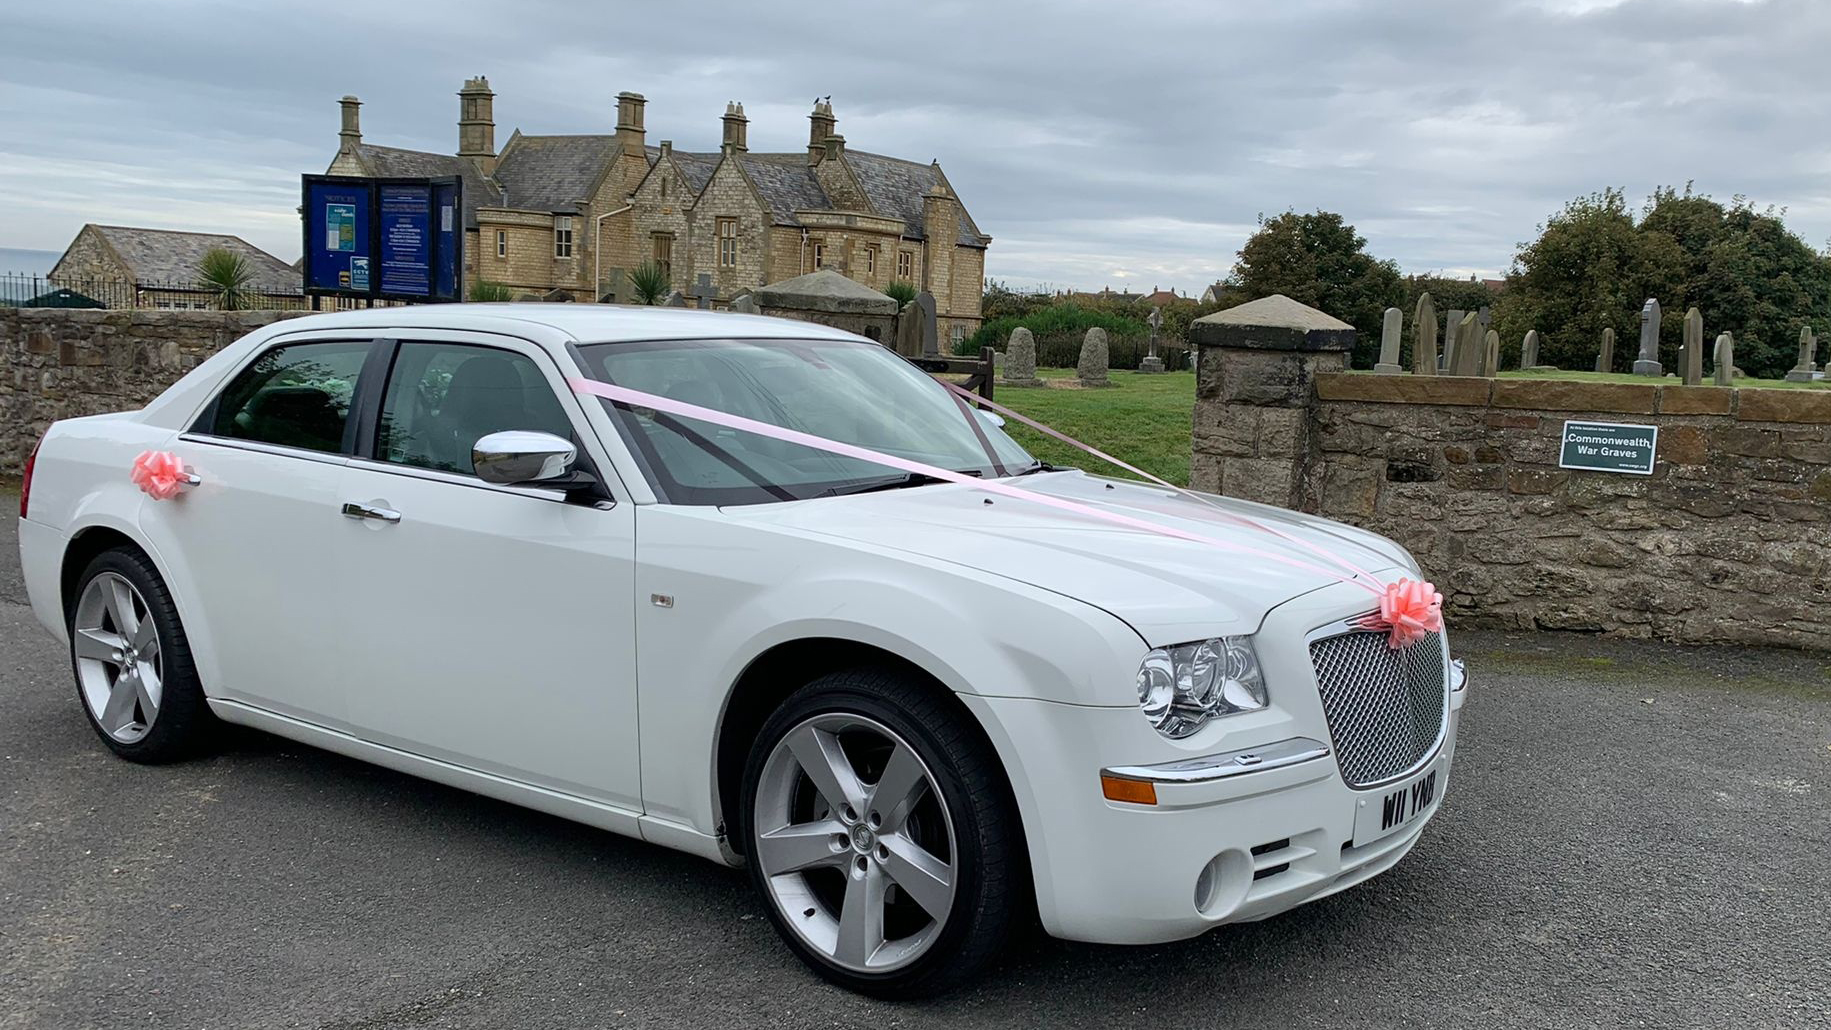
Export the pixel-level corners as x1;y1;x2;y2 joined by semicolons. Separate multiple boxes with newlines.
1139;285;1189;307
1200;281;1228;304
1481;277;1507;293
49;224;303;309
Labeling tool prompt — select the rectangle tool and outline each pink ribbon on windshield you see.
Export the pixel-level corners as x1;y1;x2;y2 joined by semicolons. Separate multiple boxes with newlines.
570;376;1382;593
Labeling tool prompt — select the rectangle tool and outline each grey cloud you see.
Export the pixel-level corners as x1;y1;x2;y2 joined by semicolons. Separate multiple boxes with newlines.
4;0;1829;293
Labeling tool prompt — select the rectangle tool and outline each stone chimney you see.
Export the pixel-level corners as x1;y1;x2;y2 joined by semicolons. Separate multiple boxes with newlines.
722;101;748;153
457;76;496;175
807;99;836;163
822;134;846;160
921;177;959;293
616;91;647;158
338;95;362;152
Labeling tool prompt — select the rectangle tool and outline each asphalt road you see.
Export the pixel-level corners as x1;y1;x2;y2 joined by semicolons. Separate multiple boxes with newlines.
3;507;1828;1029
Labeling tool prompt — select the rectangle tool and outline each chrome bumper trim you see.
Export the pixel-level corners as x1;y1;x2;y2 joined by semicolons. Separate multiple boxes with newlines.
1103;736;1331;785
1450;657;1469;711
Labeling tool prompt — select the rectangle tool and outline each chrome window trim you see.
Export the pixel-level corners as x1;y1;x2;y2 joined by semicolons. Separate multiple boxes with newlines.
178;433;351;467
1306;612;1451;792
342;454;578;505
1102;736;1331;785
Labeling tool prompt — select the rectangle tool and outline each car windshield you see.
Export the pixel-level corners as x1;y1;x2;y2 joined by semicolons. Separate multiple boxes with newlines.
575;337;1036;505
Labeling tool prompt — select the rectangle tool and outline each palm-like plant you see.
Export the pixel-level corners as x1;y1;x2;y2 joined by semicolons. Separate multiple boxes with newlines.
628;260;671;305
884;280;918;307
469;279;514;302
197;247;254;310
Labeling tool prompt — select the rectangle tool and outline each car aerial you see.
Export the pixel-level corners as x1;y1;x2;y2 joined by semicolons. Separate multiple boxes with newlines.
16;304;1467;997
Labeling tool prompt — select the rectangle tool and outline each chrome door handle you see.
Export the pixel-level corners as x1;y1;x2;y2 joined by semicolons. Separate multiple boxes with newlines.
341;502;401;523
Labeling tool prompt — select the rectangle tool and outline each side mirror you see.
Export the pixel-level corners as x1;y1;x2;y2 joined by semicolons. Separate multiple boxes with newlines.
472;430;578;485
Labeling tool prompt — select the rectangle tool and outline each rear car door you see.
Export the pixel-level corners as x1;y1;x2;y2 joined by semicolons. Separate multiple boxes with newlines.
153;335;378;729
330;333;642;812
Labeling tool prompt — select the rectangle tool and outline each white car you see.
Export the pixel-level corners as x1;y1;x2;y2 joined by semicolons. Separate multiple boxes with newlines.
16;305;1465;996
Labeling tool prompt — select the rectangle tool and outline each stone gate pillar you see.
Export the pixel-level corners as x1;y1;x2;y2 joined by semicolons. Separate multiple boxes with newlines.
1188;294;1356;508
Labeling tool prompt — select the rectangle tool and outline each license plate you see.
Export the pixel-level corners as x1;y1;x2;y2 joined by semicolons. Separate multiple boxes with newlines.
1352;761;1439;847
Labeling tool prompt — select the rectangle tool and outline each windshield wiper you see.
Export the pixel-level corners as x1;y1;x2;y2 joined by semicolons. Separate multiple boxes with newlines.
821;470;981;497
1011;460;1064;476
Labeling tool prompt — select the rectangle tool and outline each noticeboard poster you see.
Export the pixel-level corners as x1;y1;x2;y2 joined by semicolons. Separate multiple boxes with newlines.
301;175;462;302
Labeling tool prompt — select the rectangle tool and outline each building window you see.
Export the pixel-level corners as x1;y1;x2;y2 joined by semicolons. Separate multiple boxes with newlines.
897;250;913;279
811;240;825;272
495;230;506;259
554;217;573;258
717;217;739;267
865;246;877;276
652;232;672;278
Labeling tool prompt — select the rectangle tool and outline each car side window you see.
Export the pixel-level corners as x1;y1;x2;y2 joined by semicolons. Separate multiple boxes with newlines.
375;342;574;477
205;341;372;454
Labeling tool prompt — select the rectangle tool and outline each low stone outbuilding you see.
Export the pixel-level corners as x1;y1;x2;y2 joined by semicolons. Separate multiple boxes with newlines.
752;268;899;342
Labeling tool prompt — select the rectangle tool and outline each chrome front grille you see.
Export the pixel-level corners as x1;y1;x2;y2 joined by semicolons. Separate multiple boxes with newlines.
1308;625;1446;789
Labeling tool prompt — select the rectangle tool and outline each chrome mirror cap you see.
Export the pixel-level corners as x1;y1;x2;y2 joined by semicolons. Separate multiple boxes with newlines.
472;430;577;485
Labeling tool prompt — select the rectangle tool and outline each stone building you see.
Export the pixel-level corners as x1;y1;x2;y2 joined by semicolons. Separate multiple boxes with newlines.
325;79;990;341
48;224;302;309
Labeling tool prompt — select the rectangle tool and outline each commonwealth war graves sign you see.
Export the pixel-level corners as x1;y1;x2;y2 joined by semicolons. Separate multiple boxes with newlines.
1558;420;1658;475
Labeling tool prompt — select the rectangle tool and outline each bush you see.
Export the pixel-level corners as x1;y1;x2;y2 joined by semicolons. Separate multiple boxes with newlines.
628;261;670;305
961;304;1150;356
469;280;514;302
884;280;917;307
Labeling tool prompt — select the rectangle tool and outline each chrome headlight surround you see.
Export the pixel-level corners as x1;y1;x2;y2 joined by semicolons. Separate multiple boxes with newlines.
1135;636;1268;739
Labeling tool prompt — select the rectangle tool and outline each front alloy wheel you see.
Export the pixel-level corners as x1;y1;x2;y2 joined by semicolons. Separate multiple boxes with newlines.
742;669;1020;997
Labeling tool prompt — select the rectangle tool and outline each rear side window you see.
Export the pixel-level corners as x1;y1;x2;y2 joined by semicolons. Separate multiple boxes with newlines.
206;341;371;454
375;342;573;476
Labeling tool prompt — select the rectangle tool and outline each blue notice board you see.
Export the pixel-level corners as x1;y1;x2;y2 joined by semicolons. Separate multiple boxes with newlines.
305;181;372;293
378;184;433;297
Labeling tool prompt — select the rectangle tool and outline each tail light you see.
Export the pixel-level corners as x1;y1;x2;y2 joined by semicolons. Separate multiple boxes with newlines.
19;434;41;520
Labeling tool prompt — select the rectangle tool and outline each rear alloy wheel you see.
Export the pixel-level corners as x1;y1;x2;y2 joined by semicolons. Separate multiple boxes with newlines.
742;670;1018;997
70;547;213;762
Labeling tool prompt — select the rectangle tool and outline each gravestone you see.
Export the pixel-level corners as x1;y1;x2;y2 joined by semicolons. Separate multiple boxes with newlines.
690;273;718;310
1682;307;1704;386
991;349;1005;375
1001;326;1043;386
728;290;759;314
663;289;688;308
1477;306;1492;335
1139;307;1166;373
1482;329;1500;377
599;267;626;304
1077;327;1111;386
1412;292;1438;376
1633;298;1662;375
1374;306;1405;374
1714;331;1735;387
1785;325;1819;382
894;300;923;357
1442;309;1466;371
1450;312;1482;376
915;291;939;357
1596;327;1615;373
1521;330;1540;370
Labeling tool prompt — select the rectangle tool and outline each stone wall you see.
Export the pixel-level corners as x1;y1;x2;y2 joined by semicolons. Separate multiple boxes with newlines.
1;309;303;473
1192;336;1831;649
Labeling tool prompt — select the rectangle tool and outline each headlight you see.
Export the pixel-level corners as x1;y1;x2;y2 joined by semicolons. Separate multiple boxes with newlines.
1136;636;1267;738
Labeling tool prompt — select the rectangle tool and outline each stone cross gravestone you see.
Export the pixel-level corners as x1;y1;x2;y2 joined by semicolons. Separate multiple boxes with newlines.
1139;307;1166;373
663;289;688;307
1681;307;1704;386
1077;327;1111;386
1633;298;1662;375
1375;307;1405;374
1596;326;1615;373
1001;326;1043;386
915;291;938;356
1450;312;1482;376
1714;331;1735;387
1786;325;1819;381
1412;292;1438;376
728;290;759;314
1521;329;1541;370
1482;329;1500;377
690;273;718;310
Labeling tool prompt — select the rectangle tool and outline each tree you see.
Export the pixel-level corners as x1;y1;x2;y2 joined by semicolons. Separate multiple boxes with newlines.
1226;210;1402;368
196;247;254;310
627;260;671;305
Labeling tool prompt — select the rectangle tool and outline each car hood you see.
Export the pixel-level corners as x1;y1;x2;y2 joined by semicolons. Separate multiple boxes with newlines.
721;471;1412;645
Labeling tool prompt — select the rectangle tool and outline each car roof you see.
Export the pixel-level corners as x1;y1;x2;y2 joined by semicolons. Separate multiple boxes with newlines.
264;303;868;345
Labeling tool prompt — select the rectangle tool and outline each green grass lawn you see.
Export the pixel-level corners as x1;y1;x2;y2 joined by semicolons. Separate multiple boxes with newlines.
1497;368;1830;390
992;368;1195;486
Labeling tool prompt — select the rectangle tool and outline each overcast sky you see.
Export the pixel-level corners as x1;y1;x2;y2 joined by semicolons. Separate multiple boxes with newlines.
3;0;1828;293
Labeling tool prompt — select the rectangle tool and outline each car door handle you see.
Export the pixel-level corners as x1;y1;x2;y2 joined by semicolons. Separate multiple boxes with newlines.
341;502;402;523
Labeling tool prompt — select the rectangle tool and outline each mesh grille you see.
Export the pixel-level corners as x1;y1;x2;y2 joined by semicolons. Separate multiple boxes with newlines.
1309;627;1446;788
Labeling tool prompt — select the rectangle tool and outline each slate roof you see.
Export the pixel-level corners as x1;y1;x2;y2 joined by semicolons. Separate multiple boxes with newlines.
75;225;299;293
737;153;831;223
493;134;618;213
668;150;720;194
846;150;987;248
349;144;503;228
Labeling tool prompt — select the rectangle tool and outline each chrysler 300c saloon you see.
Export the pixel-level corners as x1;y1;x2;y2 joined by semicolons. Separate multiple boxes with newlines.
17;305;1466;996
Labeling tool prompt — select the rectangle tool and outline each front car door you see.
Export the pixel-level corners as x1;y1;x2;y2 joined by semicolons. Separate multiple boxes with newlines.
150;335;379;729
330;331;641;813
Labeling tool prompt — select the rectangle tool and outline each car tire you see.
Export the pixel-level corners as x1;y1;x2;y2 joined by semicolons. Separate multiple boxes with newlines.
741;667;1020;998
69;546;215;763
